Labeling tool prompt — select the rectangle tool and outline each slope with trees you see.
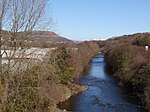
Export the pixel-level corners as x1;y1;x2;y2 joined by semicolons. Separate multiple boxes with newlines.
105;33;150;111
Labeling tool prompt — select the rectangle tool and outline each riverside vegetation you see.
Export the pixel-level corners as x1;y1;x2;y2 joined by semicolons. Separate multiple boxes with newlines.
104;33;150;111
1;41;101;112
1;32;150;112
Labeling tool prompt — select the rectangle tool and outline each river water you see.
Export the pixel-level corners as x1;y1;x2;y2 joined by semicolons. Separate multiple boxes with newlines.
58;55;146;112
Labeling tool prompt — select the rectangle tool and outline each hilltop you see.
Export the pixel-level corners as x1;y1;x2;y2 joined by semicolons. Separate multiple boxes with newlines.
2;30;73;48
30;31;73;43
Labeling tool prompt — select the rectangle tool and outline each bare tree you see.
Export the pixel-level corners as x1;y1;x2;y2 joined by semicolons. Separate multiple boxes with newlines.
0;0;10;75
1;0;53;72
0;0;53;111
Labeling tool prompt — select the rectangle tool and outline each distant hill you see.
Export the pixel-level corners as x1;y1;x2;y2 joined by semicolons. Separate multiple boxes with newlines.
2;30;73;48
2;30;73;43
107;32;150;40
29;31;73;43
106;32;150;44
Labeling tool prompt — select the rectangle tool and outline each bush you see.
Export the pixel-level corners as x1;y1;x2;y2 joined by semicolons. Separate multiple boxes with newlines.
132;35;150;46
54;47;71;72
5;67;40;112
60;67;76;84
105;45;133;75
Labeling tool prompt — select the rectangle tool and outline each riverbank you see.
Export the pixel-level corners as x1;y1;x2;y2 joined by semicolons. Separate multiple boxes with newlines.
47;42;101;112
0;41;101;112
104;44;150;112
57;55;145;112
49;83;88;112
52;83;88;112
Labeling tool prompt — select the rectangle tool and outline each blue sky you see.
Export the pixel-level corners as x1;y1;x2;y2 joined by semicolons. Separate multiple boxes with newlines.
50;0;150;41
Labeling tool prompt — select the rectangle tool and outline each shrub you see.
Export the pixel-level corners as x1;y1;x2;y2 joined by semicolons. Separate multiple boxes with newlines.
105;45;133;75
5;66;40;112
60;67;76;84
132;35;150;46
53;47;71;73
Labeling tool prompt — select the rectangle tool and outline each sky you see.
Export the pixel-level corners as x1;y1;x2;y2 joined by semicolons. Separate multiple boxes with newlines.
50;0;150;41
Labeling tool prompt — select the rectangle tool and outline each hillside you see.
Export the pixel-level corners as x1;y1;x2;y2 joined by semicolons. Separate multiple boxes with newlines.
2;31;73;48
106;32;150;43
30;31;73;43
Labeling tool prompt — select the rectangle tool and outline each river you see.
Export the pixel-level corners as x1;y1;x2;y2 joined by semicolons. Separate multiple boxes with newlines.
58;55;146;112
